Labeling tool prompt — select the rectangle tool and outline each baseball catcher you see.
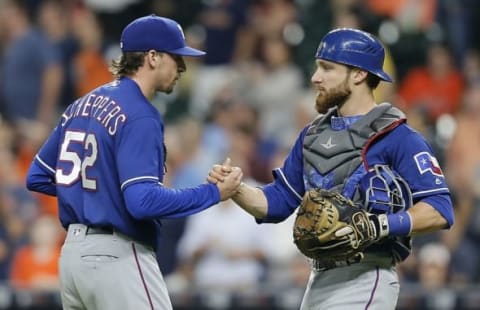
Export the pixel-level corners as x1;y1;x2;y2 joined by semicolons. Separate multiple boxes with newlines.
206;27;453;310
293;188;389;268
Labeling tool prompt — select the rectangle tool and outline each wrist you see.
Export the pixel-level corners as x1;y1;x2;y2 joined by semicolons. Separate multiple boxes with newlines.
232;182;245;198
386;211;412;236
209;182;222;203
374;213;389;239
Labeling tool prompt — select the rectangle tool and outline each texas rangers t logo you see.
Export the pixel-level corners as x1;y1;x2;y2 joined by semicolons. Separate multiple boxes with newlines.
414;152;443;176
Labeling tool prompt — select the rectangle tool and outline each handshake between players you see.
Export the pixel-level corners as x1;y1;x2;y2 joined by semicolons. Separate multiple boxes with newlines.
210;158;244;201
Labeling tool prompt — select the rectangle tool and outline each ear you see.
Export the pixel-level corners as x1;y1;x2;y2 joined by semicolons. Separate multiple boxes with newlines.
146;50;160;68
351;69;368;85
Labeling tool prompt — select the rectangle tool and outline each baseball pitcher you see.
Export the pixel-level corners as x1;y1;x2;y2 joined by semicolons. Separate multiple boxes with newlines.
26;15;242;310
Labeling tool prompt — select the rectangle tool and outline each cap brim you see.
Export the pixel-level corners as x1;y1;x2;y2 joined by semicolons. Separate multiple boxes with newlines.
168;46;206;57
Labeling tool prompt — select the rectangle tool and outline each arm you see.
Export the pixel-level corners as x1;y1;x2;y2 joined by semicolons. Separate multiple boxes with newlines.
123;182;220;219
231;182;268;219
123;168;242;220
25;125;61;196
25;159;57;196
208;128;308;221
409;200;448;234
367;125;454;238
371;193;453;239
210;169;303;223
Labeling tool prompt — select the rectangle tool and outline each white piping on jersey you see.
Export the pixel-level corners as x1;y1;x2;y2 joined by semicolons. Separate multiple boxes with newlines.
121;176;159;190
412;187;449;197
274;168;302;201
35;155;56;174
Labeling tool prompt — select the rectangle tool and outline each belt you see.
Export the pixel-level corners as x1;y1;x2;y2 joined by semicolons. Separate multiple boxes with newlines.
86;226;114;235
75;224;154;251
312;252;393;272
312;253;363;271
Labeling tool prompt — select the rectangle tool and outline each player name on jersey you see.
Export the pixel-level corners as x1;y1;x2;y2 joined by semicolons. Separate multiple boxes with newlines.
60;93;127;135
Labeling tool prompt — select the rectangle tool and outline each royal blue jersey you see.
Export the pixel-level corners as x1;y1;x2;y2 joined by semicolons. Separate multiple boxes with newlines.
261;114;454;225
26;77;220;248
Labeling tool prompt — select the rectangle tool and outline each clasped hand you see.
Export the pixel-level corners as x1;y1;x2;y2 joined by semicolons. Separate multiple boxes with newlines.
207;158;243;201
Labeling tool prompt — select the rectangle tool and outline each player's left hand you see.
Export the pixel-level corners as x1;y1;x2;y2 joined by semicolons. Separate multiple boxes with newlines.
293;189;388;264
216;166;243;201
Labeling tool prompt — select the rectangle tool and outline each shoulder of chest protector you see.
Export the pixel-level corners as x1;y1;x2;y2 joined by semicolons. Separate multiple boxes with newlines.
305;108;336;135
350;103;406;139
304;103;406;157
306;103;405;136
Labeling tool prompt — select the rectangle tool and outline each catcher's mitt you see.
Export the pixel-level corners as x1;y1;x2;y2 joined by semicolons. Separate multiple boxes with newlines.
293;188;378;267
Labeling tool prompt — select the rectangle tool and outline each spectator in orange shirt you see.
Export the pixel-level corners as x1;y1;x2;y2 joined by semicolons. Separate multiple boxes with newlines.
398;43;464;123
10;215;62;292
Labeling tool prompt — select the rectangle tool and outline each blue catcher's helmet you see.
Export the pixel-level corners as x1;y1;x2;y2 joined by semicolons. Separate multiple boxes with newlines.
316;28;392;82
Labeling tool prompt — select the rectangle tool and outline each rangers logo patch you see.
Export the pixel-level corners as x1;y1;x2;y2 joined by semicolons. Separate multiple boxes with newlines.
414;152;443;176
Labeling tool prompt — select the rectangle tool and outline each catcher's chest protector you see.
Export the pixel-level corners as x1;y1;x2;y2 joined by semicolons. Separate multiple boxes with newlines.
303;103;405;197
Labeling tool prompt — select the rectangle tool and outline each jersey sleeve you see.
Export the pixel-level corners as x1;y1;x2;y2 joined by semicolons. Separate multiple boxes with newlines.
123;182;220;219
116;117;164;189
25;161;57;196
26;124;62;196
34;125;62;174
387;125;450;200
421;194;454;227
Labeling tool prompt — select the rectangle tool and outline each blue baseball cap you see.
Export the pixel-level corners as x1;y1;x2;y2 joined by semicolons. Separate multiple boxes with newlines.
120;15;206;57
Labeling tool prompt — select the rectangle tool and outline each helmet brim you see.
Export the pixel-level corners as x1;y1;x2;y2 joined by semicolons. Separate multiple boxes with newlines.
372;70;393;83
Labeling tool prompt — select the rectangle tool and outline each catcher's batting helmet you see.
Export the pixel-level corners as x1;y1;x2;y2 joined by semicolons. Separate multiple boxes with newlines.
316;28;392;82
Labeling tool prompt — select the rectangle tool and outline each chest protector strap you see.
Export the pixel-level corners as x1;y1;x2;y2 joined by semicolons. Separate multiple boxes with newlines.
303;103;406;193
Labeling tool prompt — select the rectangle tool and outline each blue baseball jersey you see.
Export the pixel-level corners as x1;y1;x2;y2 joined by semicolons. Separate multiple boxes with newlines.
26;77;220;247
261;114;454;225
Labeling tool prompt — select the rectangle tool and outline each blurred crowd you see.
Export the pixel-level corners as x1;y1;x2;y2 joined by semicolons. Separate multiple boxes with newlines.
1;0;480;309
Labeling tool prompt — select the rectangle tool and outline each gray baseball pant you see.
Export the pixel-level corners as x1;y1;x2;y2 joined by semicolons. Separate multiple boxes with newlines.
300;253;400;310
59;224;172;310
